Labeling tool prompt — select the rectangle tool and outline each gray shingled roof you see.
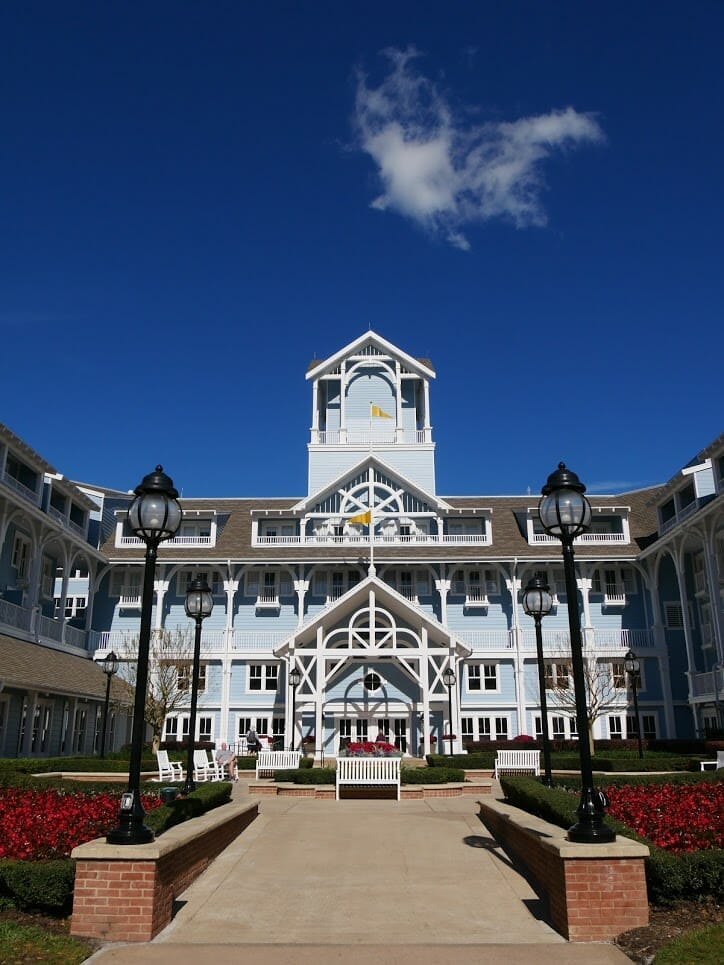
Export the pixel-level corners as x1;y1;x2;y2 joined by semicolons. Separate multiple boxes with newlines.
0;635;131;702
101;486;663;565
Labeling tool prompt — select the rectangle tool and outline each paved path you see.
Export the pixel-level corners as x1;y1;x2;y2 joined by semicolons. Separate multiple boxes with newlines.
89;791;630;963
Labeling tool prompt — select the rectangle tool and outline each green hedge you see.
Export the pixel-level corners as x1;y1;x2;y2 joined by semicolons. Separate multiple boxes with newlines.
427;752;495;768
401;766;465;784
145;780;232;833
498;774;724;905
0;859;76;913
426;751;697;772
273;768;336;784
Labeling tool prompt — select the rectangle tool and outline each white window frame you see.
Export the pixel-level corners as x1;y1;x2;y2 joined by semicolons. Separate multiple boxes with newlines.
177;569;225;597
248;664;279;692
466;662;498;693
12;534;30;582
111;569;142;607
592;567;635;607
451;568;497;608
544;661;571;690
608;715;623;739
177;663;207;694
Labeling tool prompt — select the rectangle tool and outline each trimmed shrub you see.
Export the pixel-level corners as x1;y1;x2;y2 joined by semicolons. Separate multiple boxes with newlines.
145;780;232;834
401;766;465;784
273;768;336;784
0;859;75;913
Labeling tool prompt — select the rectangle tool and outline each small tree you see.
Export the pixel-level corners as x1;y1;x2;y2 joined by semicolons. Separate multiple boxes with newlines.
533;653;624;756
117;627;195;751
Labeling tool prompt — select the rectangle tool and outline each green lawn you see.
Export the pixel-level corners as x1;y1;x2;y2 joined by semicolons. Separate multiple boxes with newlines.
0;920;93;964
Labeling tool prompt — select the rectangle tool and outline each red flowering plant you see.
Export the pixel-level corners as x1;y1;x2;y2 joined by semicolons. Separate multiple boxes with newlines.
0;787;162;861
339;740;401;757
603;781;724;853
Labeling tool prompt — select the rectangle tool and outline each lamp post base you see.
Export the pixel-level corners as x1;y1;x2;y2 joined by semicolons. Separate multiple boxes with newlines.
106;790;155;845
568;820;617;844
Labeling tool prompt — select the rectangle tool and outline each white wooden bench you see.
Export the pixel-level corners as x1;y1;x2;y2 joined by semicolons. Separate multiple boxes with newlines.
700;750;724;771
336;757;401;800
255;750;302;778
494;749;541;778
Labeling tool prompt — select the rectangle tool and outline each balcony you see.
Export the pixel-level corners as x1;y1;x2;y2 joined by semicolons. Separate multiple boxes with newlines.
254;532;490;547
0;598;89;651
1;470;40;505
118;535;213;548
310;428;432;445
530;532;627;545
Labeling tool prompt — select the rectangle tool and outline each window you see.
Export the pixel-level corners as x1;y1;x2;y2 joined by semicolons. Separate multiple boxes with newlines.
611;662;626;689
609;715;623;739
12;534;30;581
111;569;142;606
249;664;278;692
477;719;492;740
544;662;570;689
64;597;87;620
41;557;54;598
461;717;473;739
467;663;498;692
272;718;286;743
313;569;361;601
627;714;656;739
364;672;382;692
177;569;224;596
451;568;496;607
245;569;291;608
176;520;212;544
198;717;212;742
74;708;87;753
592;568;634;605
494;717;508;740
551;716;566;738
664;602;684;628
177;663;207;693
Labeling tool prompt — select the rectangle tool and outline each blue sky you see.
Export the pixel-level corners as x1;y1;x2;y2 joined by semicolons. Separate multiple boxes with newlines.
2;2;722;498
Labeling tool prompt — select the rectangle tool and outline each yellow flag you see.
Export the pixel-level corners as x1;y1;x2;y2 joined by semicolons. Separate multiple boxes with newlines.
371;404;393;419
348;510;371;525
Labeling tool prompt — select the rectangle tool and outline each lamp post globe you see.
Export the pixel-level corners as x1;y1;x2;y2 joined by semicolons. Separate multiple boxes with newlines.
182;578;214;793
624;649;644;760
289;664;302;750
539;463;615;844
443;666;456;757
99;650;119;759
522;577;554;786
107;466;182;845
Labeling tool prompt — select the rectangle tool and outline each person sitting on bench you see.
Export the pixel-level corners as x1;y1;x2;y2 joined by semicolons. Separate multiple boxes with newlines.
246;727;262;754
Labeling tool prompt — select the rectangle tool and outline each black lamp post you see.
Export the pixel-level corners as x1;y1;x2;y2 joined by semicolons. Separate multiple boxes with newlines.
443;666;456;757
289;664;301;750
539;463;615;843
522;578;554;786
624;649;644;760
99;650;118;759
182;578;214;793
107;467;182;845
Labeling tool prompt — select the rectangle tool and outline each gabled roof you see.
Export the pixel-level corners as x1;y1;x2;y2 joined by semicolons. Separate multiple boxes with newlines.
291;453;451;514
306;330;436;381
273;576;471;656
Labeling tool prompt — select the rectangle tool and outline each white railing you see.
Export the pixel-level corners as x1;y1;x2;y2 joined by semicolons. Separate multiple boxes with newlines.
68;518;86;538
63;623;88;650
518;629;572;651
48;505;66;524
2;471;39;504
0;598;33;632
256;590;280;608
253;533;489;546
592;628;656;650
691;668;724;699
531;532;627;544
456;629;513;650
232;630;289;650
603;592;627;607
119;593;142;607
38;614;64;642
118;535;213;547
310;429;430;446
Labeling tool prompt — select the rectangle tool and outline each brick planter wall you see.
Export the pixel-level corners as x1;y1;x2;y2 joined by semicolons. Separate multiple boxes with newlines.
479;798;649;941
71;800;258;942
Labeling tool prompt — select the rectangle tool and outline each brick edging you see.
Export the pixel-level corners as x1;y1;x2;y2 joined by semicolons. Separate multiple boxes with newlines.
478;797;649;941
71;800;258;942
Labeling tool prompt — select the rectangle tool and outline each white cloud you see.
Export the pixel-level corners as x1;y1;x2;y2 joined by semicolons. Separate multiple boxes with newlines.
354;48;605;249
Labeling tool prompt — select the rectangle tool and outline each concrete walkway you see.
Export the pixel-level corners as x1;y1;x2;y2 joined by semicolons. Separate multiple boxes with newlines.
89;789;631;964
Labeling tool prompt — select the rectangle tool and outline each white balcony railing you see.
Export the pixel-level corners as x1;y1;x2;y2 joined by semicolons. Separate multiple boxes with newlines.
2;471;39;504
456;629;513;650
531;532;627;545
118;535;213;548
254;532;490;546
310;428;430;445
0;598;33;632
48;505;66;524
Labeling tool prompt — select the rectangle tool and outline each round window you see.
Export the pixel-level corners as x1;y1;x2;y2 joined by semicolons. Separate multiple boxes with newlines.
363;672;382;692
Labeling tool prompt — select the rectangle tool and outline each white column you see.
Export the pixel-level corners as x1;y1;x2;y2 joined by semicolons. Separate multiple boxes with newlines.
508;574;527;737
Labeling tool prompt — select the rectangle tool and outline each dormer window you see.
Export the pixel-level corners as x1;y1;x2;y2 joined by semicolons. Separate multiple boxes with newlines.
451;568;497;608
446;517;490;544
116;512;216;547
526;509;628;544
245;569;291;610
111;569;142;608
592;568;634;607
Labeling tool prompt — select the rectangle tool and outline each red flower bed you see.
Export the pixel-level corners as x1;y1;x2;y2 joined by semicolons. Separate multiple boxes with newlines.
0;787;162;860
604;781;724;853
346;741;399;755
